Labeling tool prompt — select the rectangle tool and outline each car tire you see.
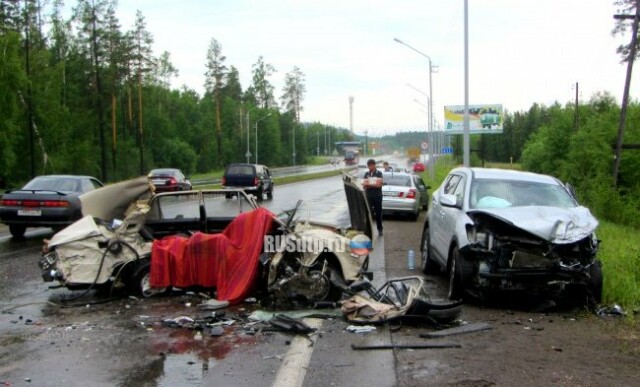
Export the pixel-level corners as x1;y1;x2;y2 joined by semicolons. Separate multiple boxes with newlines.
587;259;603;304
409;210;419;221
420;226;439;275
9;225;26;239
256;187;264;202
448;246;473;300
127;258;166;298
267;187;273;200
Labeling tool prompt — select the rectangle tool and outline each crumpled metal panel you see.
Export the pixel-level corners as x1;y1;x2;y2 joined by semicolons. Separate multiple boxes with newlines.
468;205;598;244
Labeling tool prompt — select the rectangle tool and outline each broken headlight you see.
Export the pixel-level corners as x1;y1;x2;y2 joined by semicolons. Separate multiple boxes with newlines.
466;225;494;250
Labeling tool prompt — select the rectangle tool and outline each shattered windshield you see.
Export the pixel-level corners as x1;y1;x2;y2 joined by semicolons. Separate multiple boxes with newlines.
470;179;576;209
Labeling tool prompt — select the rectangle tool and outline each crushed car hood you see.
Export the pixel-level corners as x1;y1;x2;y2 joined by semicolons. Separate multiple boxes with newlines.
343;173;373;240
468;206;598;244
80;176;152;221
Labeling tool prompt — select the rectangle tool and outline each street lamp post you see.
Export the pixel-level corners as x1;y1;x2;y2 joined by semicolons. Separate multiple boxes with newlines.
255;113;271;164
394;37;435;179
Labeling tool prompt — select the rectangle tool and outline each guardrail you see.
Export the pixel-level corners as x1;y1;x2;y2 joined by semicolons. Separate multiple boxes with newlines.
191;164;355;187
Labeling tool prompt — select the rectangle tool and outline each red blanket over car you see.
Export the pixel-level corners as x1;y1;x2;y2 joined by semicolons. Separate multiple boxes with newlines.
150;207;275;304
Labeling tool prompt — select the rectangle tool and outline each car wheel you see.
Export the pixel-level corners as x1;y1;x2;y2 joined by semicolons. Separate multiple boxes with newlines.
409;210;419;221
9;225;26;239
127;259;166;298
587;259;603;304
420;226;439;275
448;246;473;300
256;187;264;202
267;187;273;200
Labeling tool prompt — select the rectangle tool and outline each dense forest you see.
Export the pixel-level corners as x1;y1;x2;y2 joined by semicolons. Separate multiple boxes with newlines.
2;1;640;229
0;0;354;187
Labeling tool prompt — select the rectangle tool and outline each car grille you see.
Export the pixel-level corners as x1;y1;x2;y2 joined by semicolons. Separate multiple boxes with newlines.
510;251;554;268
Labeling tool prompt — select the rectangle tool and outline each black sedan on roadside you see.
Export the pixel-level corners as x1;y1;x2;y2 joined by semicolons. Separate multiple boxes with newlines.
0;175;104;238
147;168;192;192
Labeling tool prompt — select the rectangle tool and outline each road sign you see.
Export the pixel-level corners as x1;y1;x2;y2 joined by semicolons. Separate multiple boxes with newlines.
441;147;453;154
420;142;428;150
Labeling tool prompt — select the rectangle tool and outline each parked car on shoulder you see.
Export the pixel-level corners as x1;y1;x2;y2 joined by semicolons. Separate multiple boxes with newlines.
381;171;429;221
420;167;602;305
0;175;104;238
222;163;274;201
147;168;192;192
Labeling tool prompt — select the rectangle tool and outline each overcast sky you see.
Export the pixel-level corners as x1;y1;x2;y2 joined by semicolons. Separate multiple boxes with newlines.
105;0;636;136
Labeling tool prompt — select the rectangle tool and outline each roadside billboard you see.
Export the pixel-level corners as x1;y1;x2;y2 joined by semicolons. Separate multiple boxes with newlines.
444;104;503;134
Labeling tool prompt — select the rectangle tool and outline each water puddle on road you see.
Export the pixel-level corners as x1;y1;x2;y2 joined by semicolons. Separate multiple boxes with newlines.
130;326;260;386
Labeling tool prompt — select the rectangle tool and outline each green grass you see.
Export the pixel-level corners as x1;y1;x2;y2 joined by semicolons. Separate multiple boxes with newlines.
596;220;640;309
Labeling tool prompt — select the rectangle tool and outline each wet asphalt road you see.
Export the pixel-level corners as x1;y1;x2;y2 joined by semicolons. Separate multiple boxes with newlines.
0;171;402;387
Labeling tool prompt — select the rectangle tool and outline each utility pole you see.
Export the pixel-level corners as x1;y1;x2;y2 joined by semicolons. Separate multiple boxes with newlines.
364;130;368;157
463;0;470;167
574;82;579;132
613;6;640;186
349;96;354;133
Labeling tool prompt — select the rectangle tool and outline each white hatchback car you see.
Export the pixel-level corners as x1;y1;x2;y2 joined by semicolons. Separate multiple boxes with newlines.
420;167;602;304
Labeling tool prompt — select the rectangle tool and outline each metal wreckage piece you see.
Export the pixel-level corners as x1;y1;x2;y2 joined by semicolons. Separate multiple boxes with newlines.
340;276;462;325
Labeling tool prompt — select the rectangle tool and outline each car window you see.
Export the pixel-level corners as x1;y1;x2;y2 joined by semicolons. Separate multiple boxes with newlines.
443;174;462;195
384;175;411;187
90;178;103;189
414;177;426;190
470;179;576;209
81;178;96;192
227;165;255;175
147;192;201;221
453;176;466;205
24;177;80;192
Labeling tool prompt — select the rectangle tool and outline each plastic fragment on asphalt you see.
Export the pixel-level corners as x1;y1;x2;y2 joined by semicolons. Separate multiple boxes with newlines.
197;299;230;310
346;325;377;333
248;309;342;322
419;322;492;338
268;315;316;334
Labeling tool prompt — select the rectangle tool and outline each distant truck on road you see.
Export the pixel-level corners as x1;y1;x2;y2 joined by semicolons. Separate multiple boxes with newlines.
344;150;360;166
406;147;421;162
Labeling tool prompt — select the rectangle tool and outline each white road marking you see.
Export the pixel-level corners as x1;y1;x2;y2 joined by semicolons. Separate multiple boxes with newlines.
271;318;324;387
270;236;388;387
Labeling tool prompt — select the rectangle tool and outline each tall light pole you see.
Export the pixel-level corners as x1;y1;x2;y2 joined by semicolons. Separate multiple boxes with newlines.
414;98;430;164
255;113;271;164
463;0;470;167
394;37;435;179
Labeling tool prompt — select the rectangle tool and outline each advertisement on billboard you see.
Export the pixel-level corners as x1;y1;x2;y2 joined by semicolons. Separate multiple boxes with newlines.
444;104;503;134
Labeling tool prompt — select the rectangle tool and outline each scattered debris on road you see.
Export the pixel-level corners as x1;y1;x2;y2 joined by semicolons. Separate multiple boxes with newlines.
340;276;462;324
419;322;493;338
346;324;376;333
351;343;461;350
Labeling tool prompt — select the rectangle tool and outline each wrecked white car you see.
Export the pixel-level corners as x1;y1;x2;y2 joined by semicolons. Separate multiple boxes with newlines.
420;167;602;304
40;174;373;305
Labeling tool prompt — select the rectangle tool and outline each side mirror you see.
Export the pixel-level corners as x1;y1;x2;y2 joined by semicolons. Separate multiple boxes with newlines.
439;193;460;208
